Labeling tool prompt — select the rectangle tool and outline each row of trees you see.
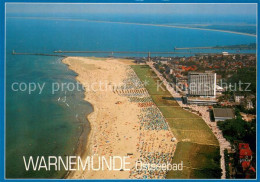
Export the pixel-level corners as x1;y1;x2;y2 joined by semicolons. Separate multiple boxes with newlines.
217;113;256;152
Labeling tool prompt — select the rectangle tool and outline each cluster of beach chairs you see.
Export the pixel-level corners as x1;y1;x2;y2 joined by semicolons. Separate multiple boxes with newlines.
114;88;149;97
113;69;147;96
115;69;168;131
130;130;176;179
123;69;145;90
138;107;169;131
138;102;154;108
114;68;176;179
129;96;152;103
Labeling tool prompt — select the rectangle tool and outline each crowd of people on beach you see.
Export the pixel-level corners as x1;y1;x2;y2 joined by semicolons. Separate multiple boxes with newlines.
129;96;152;103
114;68;177;179
139;107;169;131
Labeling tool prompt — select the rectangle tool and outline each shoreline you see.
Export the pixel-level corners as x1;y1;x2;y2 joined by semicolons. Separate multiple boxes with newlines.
9;16;256;37
82;19;256;37
62;57;141;179
62;57;177;179
61;59;94;179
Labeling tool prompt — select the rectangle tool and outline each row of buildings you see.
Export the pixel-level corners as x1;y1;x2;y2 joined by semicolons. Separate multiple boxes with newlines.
148;55;256;122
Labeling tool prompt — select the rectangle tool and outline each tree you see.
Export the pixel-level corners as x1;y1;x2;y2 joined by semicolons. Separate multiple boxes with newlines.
217;118;256;152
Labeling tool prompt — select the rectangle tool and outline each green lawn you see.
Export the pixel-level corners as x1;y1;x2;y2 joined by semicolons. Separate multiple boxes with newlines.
151;95;179;106
167;118;218;145
167;142;221;179
132;65;170;95
131;65;221;179
158;107;201;118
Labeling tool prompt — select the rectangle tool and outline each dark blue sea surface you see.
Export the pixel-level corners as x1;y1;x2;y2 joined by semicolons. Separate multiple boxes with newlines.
6;13;256;178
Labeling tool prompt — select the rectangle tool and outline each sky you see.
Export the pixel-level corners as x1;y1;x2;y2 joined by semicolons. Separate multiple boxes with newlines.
6;3;257;16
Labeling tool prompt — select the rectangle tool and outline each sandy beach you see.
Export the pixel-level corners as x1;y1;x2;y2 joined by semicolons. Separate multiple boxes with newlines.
62;57;177;179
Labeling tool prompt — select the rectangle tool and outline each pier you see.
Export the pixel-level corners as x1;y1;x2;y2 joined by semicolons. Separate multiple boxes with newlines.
12;50;255;59
53;50;191;55
53;50;255;56
12;50;67;57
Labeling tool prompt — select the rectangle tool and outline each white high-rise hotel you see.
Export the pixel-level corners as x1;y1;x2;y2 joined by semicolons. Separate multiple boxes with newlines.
188;72;217;98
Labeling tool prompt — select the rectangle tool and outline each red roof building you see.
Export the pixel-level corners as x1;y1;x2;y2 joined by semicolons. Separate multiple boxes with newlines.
239;143;253;162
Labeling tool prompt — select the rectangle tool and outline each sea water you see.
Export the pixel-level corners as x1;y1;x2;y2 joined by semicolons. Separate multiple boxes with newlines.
6;13;256;178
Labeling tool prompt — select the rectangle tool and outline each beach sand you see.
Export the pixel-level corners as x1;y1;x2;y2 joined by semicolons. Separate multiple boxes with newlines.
63;57;176;179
